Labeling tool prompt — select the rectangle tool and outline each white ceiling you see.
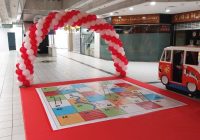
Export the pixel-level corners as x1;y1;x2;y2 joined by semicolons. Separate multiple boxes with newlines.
0;0;199;24
103;1;200;17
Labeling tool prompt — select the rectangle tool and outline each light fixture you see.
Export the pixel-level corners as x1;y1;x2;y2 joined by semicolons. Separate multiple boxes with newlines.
150;1;156;6
110;12;114;16
165;8;170;13
118;16;122;19
129;7;134;11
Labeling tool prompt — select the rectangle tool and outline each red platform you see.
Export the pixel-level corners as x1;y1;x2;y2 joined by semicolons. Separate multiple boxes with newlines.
20;77;200;140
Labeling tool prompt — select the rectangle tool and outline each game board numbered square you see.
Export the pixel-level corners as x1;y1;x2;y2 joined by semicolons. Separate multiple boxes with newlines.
126;96;146;103
143;93;164;101
49;99;71;108
79;109;107;121
100;107;127;117
59;88;77;94
92;100;115;109
81;91;99;97
152;99;182;107
46;95;66;102
118;91;137;97
86;94;105;102
57;113;85;126
44;91;59;97
105;93;121;102
67;97;88;105
110;87;125;93
64;92;84;100
53;106;77;116
109;97;132;106
119;103;146;114
42;87;58;92
73;103;96;112
71;84;88;89
136;101;162;110
76;87;93;92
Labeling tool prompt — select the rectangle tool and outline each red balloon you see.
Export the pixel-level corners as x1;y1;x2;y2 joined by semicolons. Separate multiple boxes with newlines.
23;80;30;87
16;70;22;75
16;63;20;69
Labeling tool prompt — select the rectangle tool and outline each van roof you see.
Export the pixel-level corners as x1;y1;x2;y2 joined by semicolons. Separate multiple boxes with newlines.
164;46;200;51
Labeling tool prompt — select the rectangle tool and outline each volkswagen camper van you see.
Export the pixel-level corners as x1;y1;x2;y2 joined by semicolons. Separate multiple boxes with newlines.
159;46;200;94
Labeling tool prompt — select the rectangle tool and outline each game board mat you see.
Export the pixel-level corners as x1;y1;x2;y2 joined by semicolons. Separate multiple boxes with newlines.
20;76;200;140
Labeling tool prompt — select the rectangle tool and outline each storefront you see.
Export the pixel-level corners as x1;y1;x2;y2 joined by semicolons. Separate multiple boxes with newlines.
172;10;200;46
101;14;171;61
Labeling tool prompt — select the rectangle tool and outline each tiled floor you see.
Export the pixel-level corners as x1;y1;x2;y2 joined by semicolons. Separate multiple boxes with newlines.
0;50;197;140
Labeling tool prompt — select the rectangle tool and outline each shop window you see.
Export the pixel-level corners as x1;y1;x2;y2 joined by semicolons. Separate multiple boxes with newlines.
185;51;199;65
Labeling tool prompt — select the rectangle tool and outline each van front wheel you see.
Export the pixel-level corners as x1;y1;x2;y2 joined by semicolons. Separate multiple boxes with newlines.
161;76;168;85
187;82;196;93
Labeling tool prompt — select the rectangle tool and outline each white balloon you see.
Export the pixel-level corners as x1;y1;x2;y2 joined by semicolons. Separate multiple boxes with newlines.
27;49;34;55
72;16;78;23
26;31;30;37
55;13;62;20
121;50;125;55
35;30;42;37
22;69;30;76
18;58;24;64
17;81;23;86
24;42;31;49
23;36;30;42
29;80;33;85
115;72;120;76
51;19;59;26
27;75;34;81
77;13;83;20
19;63;26;70
36;36;42;44
29;55;36;61
67;20;73;26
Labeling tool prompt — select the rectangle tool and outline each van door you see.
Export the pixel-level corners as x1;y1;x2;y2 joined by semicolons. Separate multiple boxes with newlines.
172;50;184;83
159;50;172;84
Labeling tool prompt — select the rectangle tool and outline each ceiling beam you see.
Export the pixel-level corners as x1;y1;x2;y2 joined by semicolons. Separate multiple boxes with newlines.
92;0;197;15
62;0;93;10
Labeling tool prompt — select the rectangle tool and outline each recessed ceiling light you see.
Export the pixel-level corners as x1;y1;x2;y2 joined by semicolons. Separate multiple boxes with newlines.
110;12;114;16
150;1;156;6
129;7;134;10
165;8;170;13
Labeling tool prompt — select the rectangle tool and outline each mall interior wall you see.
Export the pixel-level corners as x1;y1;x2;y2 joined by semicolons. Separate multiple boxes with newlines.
0;25;22;52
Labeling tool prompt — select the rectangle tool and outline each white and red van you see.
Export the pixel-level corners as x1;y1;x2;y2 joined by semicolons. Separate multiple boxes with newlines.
159;46;200;93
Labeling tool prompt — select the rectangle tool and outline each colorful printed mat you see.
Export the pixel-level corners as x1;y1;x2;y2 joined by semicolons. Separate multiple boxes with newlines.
36;79;185;130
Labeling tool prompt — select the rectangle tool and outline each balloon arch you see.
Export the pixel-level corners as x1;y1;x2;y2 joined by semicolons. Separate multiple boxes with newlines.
16;10;128;87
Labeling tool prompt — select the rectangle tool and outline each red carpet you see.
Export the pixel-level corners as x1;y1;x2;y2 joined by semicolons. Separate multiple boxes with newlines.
20;77;200;140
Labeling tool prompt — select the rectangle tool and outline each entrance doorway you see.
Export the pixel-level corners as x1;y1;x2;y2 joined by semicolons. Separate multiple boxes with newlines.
7;32;16;50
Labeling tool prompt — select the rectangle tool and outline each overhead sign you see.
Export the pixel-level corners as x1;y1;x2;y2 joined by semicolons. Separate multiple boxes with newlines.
111;14;160;25
172;10;200;23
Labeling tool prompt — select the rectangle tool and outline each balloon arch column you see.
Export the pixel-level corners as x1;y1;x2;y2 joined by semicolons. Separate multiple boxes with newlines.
16;10;128;87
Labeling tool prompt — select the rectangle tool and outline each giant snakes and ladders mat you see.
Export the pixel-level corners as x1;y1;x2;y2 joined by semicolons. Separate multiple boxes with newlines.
36;79;185;130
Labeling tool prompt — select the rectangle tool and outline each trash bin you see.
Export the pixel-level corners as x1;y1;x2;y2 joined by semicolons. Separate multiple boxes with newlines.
48;45;57;57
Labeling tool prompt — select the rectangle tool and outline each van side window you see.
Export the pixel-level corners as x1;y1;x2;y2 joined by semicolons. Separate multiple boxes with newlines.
161;51;166;61
166;50;171;62
185;51;199;65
